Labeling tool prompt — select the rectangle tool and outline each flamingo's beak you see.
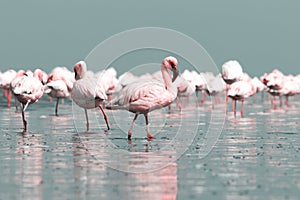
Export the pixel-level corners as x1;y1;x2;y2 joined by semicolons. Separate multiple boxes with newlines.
75;71;79;80
172;68;179;82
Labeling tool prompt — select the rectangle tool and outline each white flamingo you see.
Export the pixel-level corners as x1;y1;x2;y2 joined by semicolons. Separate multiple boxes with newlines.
71;61;110;131
107;56;179;140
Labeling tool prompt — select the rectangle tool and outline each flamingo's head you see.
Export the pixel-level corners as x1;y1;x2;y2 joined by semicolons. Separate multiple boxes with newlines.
74;61;87;80
163;56;179;82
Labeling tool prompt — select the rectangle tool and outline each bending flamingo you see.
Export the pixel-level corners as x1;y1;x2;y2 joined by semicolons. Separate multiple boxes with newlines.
107;56;179;140
71;61;110;131
12;71;44;131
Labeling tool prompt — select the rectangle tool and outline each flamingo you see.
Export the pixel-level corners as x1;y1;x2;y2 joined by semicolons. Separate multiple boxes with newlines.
250;77;266;102
12;70;44;131
227;80;256;117
71;61;110;131
96;67;118;102
204;74;226;106
222;60;244;112
10;70;27;110
194;72;207;106
0;69;17;108
262;69;285;109
45;67;74;116
106;56;179;140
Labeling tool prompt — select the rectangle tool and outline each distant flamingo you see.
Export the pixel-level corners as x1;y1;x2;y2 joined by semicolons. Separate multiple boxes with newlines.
222;60;244;112
0;69;17;108
12;71;44;131
45;67;74;116
250;77;266;103
262;69;285;109
96;67;118;102
71;61;110;131
10;70;27;110
107;56;179;139
204;74;226;106
227;80;256;117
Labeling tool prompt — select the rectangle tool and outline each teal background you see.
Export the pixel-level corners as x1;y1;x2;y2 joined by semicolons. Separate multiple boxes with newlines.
0;0;299;76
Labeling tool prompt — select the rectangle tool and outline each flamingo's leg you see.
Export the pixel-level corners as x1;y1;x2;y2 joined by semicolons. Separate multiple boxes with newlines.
21;101;30;131
7;90;11;108
84;108;89;131
241;100;245;118
128;113;138;140
285;96;289;107
195;90;199;106
98;105;110;130
55;98;59;116
233;99;237;117
144;114;154;139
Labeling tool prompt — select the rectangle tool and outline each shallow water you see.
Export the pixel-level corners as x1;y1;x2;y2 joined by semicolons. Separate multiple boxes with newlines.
0;94;299;200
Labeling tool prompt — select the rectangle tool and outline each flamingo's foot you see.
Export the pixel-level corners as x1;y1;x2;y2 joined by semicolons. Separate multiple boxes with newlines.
147;133;154;140
128;130;132;140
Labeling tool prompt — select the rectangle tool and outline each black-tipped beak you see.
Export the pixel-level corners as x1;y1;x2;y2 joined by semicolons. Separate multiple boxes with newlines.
75;71;79;80
172;68;179;82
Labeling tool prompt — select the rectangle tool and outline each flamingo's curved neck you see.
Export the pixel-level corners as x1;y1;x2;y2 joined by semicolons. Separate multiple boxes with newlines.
161;64;172;91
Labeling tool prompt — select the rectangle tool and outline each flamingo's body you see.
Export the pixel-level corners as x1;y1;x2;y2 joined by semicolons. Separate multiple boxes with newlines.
71;61;110;131
228;80;256;117
107;56;179;139
12;72;44;131
222;60;243;84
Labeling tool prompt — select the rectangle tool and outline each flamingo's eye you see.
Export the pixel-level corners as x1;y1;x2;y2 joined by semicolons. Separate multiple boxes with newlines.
170;62;175;69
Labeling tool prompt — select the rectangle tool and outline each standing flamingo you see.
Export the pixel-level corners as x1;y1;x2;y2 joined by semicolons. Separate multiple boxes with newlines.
222;60;244;112
12;71;44;131
45;67;74;116
227;80;256;117
71;61;110;131
106;56;179;140
0;69;17;108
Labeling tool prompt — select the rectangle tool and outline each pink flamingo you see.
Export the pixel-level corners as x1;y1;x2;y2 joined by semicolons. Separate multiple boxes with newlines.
12;71;45;131
45;67;74;116
262;69;285;109
96;67;118;102
0;69;17;108
250;77;266;103
71;61;110;131
10;70;27;110
107;56;179;140
227;80;256;117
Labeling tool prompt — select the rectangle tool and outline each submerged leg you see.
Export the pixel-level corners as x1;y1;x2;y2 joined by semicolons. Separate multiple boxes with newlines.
21;103;28;131
128;113;138;140
241;100;244;118
285;96;289;107
84;108;89;131
233;99;237;117
144;114;154;139
55;98;59;116
7;90;11;108
195;90;199;106
98;105;110;130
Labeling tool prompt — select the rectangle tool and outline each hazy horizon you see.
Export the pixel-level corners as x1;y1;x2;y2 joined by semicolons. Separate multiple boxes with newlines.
0;1;299;77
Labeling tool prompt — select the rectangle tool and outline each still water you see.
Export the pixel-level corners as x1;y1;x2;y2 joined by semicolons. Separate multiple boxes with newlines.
0;94;299;200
